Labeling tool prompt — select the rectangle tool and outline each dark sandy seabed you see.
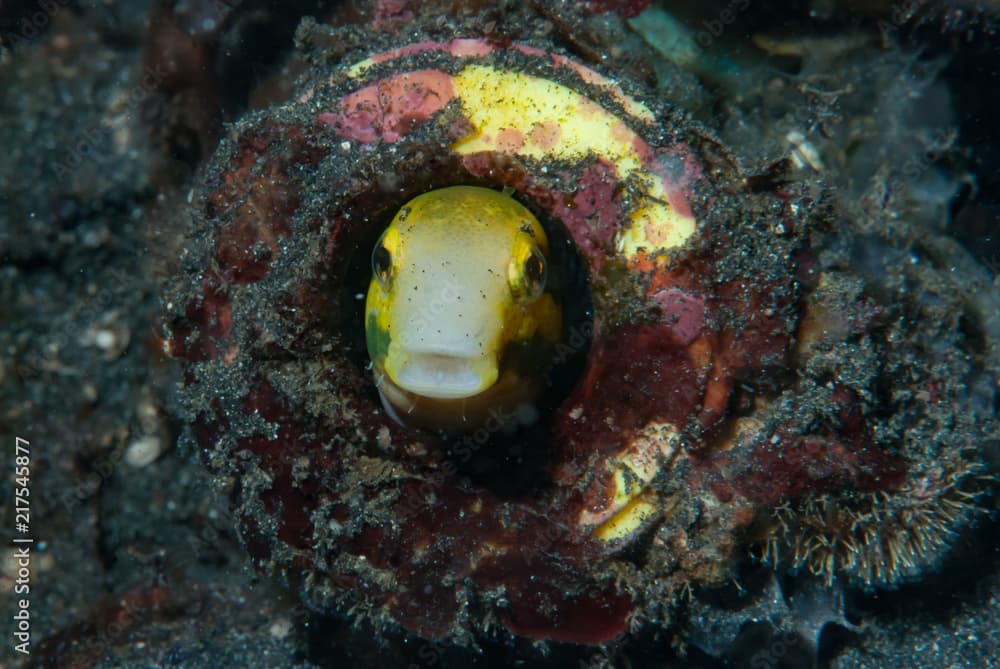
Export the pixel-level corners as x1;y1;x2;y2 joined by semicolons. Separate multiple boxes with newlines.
1;0;999;667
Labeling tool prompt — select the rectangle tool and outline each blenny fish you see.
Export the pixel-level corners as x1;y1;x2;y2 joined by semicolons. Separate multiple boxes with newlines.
365;186;561;430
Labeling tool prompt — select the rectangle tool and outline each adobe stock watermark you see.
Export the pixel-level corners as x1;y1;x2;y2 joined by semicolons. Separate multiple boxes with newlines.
49;63;170;182
886;126;955;197
394;403;518;520
0;0;72;57
0;0;248;58
878;0;931;37
694;0;752;51
404;640;448;669
391;318;593;521
10;437;34;656
851;124;956;220
381;274;519;519
53;435;126;516
11;264;138;384
543;319;593;385
578;651;613;669
393;277;464;350
749;630;806;669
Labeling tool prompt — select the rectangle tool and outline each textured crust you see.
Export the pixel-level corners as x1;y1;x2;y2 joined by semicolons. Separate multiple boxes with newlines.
162;27;986;646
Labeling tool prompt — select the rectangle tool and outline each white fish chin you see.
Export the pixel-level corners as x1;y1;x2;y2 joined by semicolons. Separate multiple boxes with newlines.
394;353;490;399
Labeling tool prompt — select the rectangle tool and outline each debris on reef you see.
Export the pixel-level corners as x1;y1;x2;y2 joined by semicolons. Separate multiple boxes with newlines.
162;0;996;648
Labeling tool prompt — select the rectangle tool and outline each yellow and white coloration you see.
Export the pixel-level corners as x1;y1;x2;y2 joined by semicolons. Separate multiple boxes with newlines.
329;40;700;263
579;422;682;541
449;65;696;257
365;186;562;431
329;40;702;538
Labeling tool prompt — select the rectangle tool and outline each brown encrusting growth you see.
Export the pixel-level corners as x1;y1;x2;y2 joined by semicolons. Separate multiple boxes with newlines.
161;0;993;648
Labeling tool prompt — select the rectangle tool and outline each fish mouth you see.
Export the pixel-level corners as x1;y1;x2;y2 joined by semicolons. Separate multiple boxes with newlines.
392;352;496;399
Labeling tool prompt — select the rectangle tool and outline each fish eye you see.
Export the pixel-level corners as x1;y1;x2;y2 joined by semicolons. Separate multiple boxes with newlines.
372;231;393;290
519;246;547;300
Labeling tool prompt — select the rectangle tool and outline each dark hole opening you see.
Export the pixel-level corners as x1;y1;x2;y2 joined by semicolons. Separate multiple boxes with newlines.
339;175;593;500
